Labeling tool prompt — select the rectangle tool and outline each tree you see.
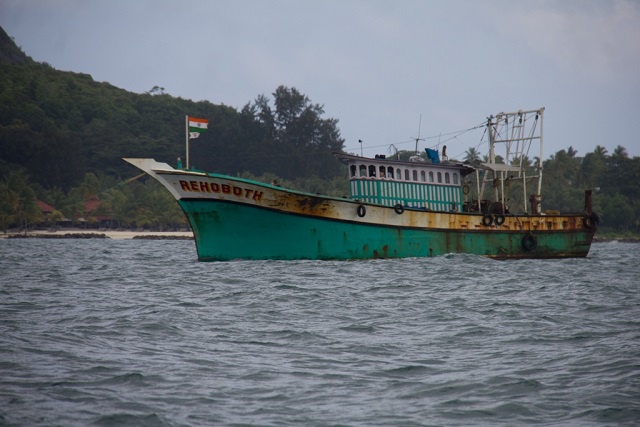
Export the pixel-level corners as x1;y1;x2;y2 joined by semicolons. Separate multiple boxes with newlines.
146;86;165;95
577;145;607;189
0;180;18;232
464;147;481;165
543;147;580;187
597;193;634;232
2;171;42;232
240;86;345;180
611;145;628;164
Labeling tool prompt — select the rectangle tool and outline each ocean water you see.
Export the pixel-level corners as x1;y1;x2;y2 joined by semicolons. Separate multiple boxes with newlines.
0;239;638;427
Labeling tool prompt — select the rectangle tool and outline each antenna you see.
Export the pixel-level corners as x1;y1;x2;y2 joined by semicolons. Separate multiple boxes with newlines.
412;114;425;154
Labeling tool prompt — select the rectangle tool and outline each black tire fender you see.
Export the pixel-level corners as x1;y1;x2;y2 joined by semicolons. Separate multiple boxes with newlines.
482;214;494;227
522;233;537;251
357;204;366;218
583;216;595;229
494;215;505;226
394;204;405;215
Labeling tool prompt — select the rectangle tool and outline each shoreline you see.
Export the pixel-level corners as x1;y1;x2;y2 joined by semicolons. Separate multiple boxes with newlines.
1;229;194;240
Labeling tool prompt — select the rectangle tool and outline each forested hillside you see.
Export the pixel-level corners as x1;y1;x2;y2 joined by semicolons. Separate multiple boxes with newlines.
0;27;345;190
0;26;638;234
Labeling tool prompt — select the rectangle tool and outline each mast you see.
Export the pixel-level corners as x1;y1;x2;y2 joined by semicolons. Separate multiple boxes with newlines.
488;115;498;202
185;115;189;170
481;108;545;214
413;114;425;155
536;108;544;198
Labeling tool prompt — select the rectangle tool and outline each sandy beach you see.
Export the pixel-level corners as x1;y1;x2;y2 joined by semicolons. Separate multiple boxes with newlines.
0;229;194;240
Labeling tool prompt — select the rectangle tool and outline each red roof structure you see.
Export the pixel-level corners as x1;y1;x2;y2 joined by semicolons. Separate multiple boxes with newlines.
36;200;55;214
84;196;111;221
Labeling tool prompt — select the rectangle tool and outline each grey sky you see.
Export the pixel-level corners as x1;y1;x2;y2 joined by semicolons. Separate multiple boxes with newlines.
1;0;639;160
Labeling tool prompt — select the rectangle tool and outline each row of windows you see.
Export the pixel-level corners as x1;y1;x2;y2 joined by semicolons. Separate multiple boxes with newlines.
350;164;459;185
350;180;463;212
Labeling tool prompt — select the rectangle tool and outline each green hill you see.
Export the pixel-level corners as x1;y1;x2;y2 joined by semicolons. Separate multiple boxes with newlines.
0;26;346;191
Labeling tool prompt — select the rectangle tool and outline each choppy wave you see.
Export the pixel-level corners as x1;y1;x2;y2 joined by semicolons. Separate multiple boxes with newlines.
0;240;638;426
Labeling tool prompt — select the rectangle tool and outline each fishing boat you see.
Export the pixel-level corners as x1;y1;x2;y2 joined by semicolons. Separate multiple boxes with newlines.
124;107;598;261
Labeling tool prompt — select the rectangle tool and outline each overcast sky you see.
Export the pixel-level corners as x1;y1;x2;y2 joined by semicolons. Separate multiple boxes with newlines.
2;0;639;161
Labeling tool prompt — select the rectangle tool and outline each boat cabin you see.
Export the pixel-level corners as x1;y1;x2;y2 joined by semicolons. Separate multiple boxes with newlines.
334;152;475;212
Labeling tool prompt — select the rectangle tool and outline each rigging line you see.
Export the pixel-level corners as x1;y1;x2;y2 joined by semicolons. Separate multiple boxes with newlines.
347;122;486;153
450;125;489;162
346;139;414;152
424;123;487;155
209;148;356;162
421;122;486;142
422;126;486;161
123;173;146;184
435;130;472;146
51;173;147;213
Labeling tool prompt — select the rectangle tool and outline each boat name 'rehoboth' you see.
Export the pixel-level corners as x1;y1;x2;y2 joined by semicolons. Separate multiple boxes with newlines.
179;180;263;201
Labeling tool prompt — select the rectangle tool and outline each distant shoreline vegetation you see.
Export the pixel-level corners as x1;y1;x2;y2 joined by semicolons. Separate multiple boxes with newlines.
5;234;193;240
6;233;108;239
3;229;194;240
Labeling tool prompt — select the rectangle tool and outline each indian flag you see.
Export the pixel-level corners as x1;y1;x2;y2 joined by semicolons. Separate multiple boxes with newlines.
188;116;208;133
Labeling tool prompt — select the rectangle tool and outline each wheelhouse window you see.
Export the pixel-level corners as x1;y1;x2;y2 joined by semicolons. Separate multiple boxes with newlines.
387;167;394;179
350;165;357;178
379;165;386;178
412;170;418;181
437;172;442;183
368;165;376;177
453;173;458;184
359;164;367;177
404;169;410;181
396;168;402;180
445;172;450;184
429;171;434;182
420;171;426;182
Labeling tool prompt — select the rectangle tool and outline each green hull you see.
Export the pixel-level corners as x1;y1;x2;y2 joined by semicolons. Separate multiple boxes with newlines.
179;199;594;261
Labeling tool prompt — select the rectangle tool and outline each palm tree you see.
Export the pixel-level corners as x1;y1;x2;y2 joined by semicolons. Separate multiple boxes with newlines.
464;147;481;165
577;146;607;188
511;155;533;173
608;145;628;168
593;145;608;160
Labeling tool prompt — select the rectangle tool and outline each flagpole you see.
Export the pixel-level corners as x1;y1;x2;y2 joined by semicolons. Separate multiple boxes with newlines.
185;115;189;170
